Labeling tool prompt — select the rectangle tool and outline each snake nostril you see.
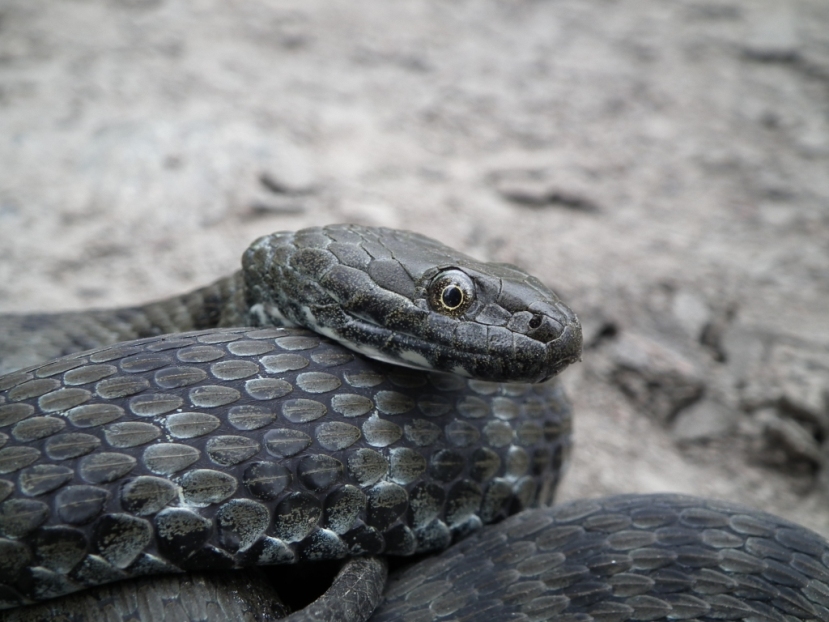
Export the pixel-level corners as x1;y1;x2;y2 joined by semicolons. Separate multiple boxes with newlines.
527;314;569;345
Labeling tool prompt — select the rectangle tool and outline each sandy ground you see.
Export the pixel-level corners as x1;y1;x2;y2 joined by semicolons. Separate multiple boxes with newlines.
2;0;829;536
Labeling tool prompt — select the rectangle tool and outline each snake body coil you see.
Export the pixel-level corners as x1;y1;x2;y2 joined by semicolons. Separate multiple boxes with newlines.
0;326;571;611
1;225;828;622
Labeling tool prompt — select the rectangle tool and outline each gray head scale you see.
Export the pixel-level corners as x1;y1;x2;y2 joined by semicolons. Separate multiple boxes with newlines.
242;224;582;383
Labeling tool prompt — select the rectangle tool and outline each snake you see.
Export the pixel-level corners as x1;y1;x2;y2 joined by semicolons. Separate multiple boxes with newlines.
0;224;827;622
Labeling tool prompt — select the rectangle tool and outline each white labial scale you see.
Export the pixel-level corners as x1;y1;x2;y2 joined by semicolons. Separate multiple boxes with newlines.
351;343;426;371
312;324;346;345
311;319;439;372
301;306;317;329
399;350;430;369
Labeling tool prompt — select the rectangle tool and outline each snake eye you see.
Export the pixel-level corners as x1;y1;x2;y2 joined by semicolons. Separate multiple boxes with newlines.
528;314;543;329
428;269;475;317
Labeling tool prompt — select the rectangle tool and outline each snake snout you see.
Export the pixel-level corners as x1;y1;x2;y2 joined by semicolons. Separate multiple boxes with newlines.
534;302;582;381
547;322;583;373
526;300;580;342
526;312;564;343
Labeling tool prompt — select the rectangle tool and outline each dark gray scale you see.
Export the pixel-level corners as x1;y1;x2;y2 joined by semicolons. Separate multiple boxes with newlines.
8;379;61;401
281;399;326;424
361;416;403;447
227;340;275;357
142;443;200;475
0;325;571;610
120;476;178;516
96;376;151;400
0;447;41;475
295;372;341;394
272;492;322;542
403;419;442;447
38;388;92;414
387;448;426;485
31;526;88;574
104;422;162;449
227;404;276;430
44;433;99;461
175;346;226;364
128;393;183;417
119;353;173;374
262;353;310;374
444;479;484;528
245;378;293;401
164;412;221;439
18;464;74;496
297;527;349;560
55;485;110;524
347;448;389;487
0;499;50;539
296;454;344;491
189;385;242;409
205;435;261;466
211;359;260;381
93;513;153;569
374;391;415;415
429;449;466;482
0;404;35;428
68;404;125;428
155;367;209;390
365;482;409;532
243;461;292;501
264;428;312;458
477;478;515;523
179;469;238;506
153;507;215;565
77;452;138;484
314;421;361;452
215;499;271;553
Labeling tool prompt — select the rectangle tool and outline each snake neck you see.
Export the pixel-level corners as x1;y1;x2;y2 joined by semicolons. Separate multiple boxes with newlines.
161;270;250;330
79;270;252;336
0;272;249;375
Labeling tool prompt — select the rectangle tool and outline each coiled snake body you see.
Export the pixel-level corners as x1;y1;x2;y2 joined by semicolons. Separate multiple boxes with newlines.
0;225;827;622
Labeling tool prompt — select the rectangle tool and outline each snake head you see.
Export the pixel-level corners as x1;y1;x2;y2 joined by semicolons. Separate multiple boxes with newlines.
243;225;582;383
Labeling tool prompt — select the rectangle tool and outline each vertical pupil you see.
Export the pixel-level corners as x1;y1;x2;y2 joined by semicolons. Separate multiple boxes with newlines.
442;285;463;308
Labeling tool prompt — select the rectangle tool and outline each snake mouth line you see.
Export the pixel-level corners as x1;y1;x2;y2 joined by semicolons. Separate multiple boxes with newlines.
309;311;582;383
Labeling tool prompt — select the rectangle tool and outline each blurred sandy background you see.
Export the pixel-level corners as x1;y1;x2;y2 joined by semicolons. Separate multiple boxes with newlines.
2;0;829;534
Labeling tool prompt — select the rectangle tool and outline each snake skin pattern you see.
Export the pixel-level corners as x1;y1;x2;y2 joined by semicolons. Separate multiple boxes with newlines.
374;494;829;621
0;327;571;610
3;568;291;622
0;225;583;619
3;224;829;621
